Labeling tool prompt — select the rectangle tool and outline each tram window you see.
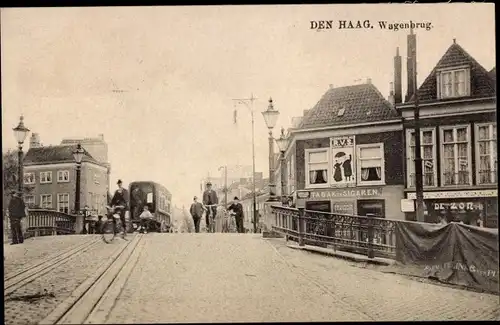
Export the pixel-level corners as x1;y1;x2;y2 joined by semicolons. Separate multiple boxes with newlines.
147;193;153;203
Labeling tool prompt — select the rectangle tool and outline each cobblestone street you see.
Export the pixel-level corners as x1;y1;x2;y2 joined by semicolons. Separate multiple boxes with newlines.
3;234;499;324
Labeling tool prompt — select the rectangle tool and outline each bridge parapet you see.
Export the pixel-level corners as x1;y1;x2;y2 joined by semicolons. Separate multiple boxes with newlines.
270;205;397;259
24;209;77;237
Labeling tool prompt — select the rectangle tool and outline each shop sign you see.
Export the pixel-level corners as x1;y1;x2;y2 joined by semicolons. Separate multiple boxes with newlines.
332;201;355;215
330;136;356;186
310;187;382;199
407;190;497;200
432;201;483;212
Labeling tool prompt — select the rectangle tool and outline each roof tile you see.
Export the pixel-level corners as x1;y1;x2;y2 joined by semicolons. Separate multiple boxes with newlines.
24;144;99;165
299;83;398;129
408;43;495;103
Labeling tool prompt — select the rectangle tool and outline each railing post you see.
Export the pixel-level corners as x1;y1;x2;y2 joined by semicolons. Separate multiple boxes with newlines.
366;213;375;258
298;207;305;247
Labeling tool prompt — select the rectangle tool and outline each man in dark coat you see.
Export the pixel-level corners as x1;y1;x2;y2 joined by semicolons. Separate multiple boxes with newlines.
227;196;244;233
8;191;27;245
110;179;129;237
189;196;204;233
202;182;219;231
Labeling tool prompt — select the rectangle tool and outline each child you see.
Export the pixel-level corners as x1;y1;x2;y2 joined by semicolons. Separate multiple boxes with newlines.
137;205;154;234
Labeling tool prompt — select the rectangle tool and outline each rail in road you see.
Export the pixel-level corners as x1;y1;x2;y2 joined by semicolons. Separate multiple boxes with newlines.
39;235;145;325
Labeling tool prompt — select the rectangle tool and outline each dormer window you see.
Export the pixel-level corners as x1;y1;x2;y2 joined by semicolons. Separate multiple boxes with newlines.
436;67;470;99
337;108;345;117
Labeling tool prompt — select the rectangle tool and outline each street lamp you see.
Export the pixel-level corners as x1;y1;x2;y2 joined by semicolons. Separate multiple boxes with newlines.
275;127;288;204
73;144;85;217
261;98;280;202
233;94;258;233
13;116;30;194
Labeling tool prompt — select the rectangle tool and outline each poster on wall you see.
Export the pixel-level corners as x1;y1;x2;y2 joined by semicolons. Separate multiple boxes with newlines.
330;136;356;186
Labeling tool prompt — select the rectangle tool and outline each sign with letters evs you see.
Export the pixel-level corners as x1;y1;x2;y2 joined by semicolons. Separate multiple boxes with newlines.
295;190;311;209
330;136;356;187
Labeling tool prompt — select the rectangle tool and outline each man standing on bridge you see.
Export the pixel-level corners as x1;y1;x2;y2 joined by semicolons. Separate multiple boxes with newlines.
202;182;218;231
189;196;204;233
8;191;27;245
227;196;244;233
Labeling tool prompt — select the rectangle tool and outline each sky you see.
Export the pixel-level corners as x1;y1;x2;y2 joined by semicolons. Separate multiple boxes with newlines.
1;4;495;207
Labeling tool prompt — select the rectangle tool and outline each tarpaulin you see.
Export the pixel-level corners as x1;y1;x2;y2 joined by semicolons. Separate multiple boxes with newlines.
395;221;499;294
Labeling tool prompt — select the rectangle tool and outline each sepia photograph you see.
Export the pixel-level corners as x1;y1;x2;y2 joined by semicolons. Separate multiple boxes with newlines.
2;3;498;324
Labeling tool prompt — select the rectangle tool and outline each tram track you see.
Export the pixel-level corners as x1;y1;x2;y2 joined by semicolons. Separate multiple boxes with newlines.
39;234;145;325
4;238;102;297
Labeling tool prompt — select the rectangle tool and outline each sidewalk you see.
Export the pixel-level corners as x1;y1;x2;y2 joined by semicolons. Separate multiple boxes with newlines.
285;241;396;266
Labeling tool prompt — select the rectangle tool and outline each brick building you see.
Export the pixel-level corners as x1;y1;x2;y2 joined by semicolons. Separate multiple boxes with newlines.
398;38;497;227
23;134;110;216
276;79;406;220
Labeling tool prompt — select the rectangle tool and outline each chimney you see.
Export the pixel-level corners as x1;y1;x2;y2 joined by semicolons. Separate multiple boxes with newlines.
303;109;309;116
405;29;416;102
388;82;395;107
29;133;41;149
394;47;403;104
366;78;372;84
329;84;334;89
98;133;104;140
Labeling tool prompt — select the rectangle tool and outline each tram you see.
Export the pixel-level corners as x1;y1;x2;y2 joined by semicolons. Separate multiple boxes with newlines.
129;181;172;233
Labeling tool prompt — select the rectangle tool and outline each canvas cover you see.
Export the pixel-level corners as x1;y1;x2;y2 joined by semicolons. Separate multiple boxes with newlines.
395;221;499;294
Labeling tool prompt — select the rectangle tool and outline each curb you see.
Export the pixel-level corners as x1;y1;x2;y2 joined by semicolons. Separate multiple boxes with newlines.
286;244;395;266
262;231;284;239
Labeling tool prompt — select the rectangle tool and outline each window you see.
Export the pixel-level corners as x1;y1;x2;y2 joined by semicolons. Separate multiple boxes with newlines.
57;193;70;214
476;123;497;185
437;68;470;99
40;171;53;184
24;172;35;185
305;149;329;187
25;195;35;208
41;194;53;209
57;170;69;183
357;143;385;185
406;128;437;187
440;125;471;186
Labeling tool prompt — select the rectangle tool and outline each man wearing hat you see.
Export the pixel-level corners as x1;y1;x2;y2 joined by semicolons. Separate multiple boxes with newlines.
227;196;244;233
8;191;27;245
202;182;219;231
110;179;129;237
189;196;204;233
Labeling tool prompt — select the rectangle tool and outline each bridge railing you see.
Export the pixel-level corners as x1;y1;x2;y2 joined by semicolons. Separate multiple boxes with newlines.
271;206;397;259
4;209;77;239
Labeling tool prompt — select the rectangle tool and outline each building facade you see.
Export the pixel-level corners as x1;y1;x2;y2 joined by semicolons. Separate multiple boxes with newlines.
23;136;110;216
399;39;497;227
276;79;406;220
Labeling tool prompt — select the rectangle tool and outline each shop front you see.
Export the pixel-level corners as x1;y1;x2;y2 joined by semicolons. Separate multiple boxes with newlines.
405;190;498;228
305;186;403;218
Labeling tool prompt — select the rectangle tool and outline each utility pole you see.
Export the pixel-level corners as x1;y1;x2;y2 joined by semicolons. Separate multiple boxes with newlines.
232;94;258;233
412;30;425;222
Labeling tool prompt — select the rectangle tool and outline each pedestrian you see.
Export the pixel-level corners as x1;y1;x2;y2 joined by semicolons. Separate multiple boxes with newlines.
202;182;219;231
137;205;154;234
8;191;27;245
190;196;204;233
227;196;244;233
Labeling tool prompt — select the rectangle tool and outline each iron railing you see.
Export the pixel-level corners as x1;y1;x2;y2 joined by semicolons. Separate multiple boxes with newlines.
25;209;76;237
271;205;397;259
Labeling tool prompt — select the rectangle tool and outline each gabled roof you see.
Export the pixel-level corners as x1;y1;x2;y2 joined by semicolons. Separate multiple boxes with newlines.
299;83;398;129
489;67;496;80
408;42;496;103
24;144;100;166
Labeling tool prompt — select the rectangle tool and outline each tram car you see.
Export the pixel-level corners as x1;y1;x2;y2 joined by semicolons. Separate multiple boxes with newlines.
129;181;172;233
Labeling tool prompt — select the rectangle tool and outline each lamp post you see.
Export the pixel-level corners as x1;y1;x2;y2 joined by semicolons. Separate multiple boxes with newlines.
233;94;258;233
73;144;85;216
219;165;228;207
275;127;288;204
12;116;30;194
261;98;280;202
